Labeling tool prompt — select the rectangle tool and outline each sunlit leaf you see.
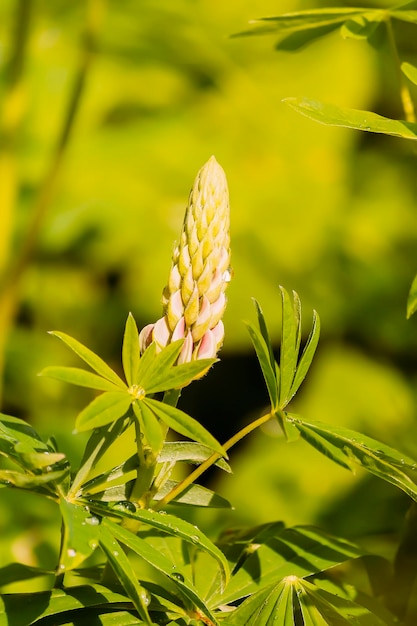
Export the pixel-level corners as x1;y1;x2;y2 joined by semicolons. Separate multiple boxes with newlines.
40;366;121;392
407;272;417;318
99;523;152;624
143;398;225;456
0;563;53;588
233;8;366;38
0;584;134;626
223;578;295;626
69;416;130;498
289;310;320;399
159;441;231;472
292;417;417;500
75;391;132;432
279;287;298;407
101;517;218;625
244;320;278;409
340;15;381;40
284;97;417;140
92;502;230;590
137;340;183;388
153;479;232;508
146;359;217;393
0;468;67;489
212;525;364;606
80;454;138;496
50;331;126;389
392;8;417;24
133;400;165;454
122;313;140;387
58;498;101;571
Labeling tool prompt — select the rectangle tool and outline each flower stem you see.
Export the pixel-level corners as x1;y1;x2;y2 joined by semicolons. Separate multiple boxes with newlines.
155;410;274;509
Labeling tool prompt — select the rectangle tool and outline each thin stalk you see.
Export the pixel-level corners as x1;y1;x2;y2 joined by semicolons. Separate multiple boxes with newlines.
385;16;416;123
155;410;274;509
0;0;104;405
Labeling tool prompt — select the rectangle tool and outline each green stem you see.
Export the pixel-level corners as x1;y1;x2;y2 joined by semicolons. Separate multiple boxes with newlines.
385;16;416;123
155;410;274;509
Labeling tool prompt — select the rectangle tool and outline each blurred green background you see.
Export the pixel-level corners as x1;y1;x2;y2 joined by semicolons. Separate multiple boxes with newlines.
1;0;417;579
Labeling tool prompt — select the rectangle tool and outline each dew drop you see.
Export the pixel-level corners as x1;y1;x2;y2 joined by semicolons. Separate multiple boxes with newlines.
172;572;184;582
67;548;77;558
191;535;200;543
159;510;167;515
139;588;151;606
113;550;119;557
114;500;136;513
85;516;100;526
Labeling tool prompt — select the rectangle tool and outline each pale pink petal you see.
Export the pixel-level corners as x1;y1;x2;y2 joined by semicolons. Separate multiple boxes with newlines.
138;323;155;354
172;317;186;341
196;330;216;359
153;317;170;349
178;332;193;364
209;292;226;327
211;320;224;350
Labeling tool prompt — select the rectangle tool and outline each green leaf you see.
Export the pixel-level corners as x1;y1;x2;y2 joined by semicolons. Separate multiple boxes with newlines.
159;441;231;472
284;97;417;141
137;340;183;388
92;502;230;590
279;287;298;407
40;366;121;392
233;8;366;38
0;468;67;489
101;517;218;625
0;584;134;626
143;398;225;457
0;414;49;468
407;271;417;318
340;15;381;40
58;499;101;572
133;400;165;455
402;61;417;86
99;523;153;625
122;313;140;387
276;23;342;51
69;416;130;498
75;392;132;432
392;8;417;24
0;563;53;588
223;578;295;626
50;331;126;389
81;454;138;496
244;321;278;409
153;479;232;508
289;310;320;399
213;526;364;606
145;358;217;393
292;417;417;501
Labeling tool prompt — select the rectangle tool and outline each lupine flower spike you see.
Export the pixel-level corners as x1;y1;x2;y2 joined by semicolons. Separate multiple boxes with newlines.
139;156;231;365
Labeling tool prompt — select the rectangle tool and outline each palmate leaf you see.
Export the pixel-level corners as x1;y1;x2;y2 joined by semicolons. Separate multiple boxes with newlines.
276;23;344;52
0;584;136;626
143;398;225;456
58;499;101;572
291;417;417;501
49;331;126;389
75;392;132;432
407;271;417;318
122;313;140;387
233;8;367;38
133;400;165;454
101;517;218;625
99;523;152;625
153;478;232;508
222;578;295;626
40;366;121;392
90;502;230;591
158;441;231;472
0;414;52;468
211;525;364;607
284;97;417;141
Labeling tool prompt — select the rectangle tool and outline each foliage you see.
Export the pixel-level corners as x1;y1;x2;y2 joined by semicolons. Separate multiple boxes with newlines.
2;0;417;625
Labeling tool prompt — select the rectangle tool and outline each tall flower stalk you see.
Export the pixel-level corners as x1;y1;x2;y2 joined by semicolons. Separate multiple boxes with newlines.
140;155;231;365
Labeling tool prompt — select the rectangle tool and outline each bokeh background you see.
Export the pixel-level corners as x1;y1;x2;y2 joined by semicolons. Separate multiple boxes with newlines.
1;0;417;578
